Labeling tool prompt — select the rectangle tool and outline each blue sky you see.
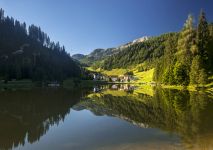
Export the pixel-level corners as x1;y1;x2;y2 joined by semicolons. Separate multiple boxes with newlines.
0;0;213;55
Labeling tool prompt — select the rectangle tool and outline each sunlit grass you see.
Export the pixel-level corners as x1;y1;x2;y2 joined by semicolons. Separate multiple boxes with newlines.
85;67;213;93
86;67;128;76
133;68;154;83
103;89;128;96
86;65;155;83
101;69;128;76
86;89;128;98
161;85;193;91
86;66;95;71
87;93;102;98
134;85;154;96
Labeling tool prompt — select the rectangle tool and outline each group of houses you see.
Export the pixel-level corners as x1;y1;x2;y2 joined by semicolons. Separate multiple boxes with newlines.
108;75;134;82
91;72;134;83
110;84;135;91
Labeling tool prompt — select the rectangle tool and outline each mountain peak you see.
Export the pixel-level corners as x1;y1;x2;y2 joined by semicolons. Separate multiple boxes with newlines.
133;36;149;43
117;36;149;50
72;54;85;61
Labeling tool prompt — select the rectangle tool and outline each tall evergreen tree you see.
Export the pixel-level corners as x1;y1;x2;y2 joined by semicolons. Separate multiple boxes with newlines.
198;69;208;85
0;8;4;21
175;15;196;85
0;8;82;81
177;15;196;65
190;56;202;85
208;23;213;72
173;62;189;85
197;10;210;62
162;34;178;84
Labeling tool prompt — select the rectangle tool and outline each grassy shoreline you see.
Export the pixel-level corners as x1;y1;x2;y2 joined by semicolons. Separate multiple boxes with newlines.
0;80;34;89
88;67;213;93
0;79;212;94
0;79;103;90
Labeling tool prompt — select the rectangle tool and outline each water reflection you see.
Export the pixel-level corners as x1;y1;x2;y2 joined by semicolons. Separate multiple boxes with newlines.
0;86;212;150
0;88;88;150
93;84;135;93
76;85;213;150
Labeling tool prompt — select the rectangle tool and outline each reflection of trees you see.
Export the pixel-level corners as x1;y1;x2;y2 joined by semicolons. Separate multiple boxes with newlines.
0;88;88;150
77;88;213;149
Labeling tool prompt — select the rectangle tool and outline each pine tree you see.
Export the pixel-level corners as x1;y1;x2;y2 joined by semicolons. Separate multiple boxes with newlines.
190;55;208;86
198;69;207;85
190;56;201;85
0;8;82;81
197;10;210;61
163;66;175;85
0;8;4;21
173;62;189;85
162;35;177;85
208;23;213;72
209;23;213;37
175;15;196;85
177;15;196;65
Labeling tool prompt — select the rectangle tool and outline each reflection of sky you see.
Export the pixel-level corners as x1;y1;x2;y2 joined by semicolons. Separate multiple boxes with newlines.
15;109;180;150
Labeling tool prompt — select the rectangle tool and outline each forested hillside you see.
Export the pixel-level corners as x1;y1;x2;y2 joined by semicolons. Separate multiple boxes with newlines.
73;37;149;68
1;7;212;86
97;10;213;86
154;12;213;85
0;8;82;81
101;33;177;70
73;48;119;66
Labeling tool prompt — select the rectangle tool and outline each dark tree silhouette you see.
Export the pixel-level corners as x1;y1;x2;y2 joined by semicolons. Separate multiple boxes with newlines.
0;8;82;81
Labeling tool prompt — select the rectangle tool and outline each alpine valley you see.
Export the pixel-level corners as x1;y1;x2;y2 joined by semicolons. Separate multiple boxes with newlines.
73;12;213;91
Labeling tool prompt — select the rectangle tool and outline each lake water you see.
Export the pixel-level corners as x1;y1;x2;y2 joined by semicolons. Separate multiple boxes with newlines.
0;85;213;150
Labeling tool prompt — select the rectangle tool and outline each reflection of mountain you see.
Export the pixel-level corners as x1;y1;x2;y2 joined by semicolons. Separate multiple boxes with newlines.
74;88;213;149
0;89;89;150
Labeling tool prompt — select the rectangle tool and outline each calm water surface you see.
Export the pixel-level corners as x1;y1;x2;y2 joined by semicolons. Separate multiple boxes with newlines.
0;85;213;150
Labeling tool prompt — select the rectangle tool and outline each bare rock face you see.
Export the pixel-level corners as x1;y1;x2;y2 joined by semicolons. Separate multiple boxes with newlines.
117;36;149;50
133;36;149;43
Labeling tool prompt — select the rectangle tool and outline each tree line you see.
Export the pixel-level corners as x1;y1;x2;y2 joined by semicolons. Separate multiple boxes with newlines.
100;10;213;86
154;10;213;85
0;8;82;82
101;33;173;70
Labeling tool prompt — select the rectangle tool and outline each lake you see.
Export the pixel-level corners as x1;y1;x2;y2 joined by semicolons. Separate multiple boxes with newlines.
0;85;213;150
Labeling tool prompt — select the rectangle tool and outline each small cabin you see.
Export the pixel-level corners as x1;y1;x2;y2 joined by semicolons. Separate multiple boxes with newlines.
108;76;119;82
